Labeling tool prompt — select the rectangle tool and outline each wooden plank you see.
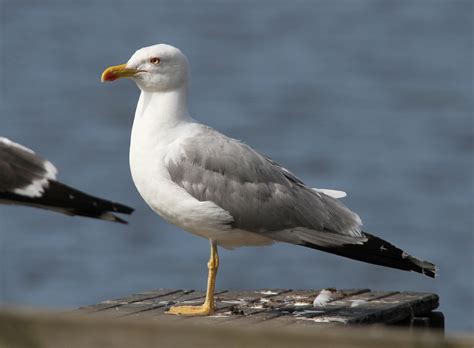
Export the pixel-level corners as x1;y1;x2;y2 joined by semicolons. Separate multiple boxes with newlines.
75;289;182;313
93;290;193;318
186;289;371;329
287;292;439;326
73;288;441;330
281;291;401;328
240;289;373;328
275;288;372;313
345;292;439;325
125;290;229;319
174;289;293;327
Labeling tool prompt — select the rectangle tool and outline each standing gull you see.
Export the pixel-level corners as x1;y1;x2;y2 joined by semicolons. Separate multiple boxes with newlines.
101;44;436;315
0;137;133;223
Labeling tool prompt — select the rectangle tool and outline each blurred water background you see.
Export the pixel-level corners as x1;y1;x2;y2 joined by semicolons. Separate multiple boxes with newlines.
0;0;472;332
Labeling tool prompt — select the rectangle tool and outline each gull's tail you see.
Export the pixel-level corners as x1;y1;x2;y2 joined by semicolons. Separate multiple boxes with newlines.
301;231;437;278
0;180;134;224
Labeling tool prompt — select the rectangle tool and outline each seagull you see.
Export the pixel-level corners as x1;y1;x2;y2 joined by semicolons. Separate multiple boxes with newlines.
101;44;436;315
0;137;133;223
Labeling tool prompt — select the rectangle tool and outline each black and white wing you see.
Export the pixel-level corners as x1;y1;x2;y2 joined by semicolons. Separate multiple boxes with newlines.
0;137;133;223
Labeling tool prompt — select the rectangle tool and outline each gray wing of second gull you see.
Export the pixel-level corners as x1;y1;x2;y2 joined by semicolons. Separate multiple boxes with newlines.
0;138;54;192
167;126;364;246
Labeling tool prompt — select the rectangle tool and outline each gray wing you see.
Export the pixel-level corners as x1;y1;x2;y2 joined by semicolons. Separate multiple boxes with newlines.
0;137;56;193
167;127;362;240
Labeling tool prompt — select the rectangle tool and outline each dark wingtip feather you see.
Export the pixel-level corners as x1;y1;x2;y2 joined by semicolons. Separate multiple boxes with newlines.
301;231;437;279
1;180;134;224
109;202;134;215
406;254;437;278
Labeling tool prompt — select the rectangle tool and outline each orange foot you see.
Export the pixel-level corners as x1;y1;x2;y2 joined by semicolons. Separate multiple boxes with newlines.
166;304;214;316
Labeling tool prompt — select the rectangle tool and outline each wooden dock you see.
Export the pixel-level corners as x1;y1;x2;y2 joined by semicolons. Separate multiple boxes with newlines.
1;289;472;348
75;288;444;329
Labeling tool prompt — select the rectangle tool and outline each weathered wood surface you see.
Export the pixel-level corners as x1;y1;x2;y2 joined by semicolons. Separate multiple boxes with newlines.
75;288;442;329
1;308;471;348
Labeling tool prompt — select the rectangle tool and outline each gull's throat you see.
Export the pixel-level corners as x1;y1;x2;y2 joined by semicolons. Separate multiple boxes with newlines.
130;85;193;172
135;86;190;127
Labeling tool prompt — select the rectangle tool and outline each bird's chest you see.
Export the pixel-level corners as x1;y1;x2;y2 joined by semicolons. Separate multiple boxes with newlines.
128;124;194;225
129;134;169;203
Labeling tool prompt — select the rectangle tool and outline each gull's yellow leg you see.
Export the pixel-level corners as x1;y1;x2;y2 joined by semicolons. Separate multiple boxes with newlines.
167;240;219;316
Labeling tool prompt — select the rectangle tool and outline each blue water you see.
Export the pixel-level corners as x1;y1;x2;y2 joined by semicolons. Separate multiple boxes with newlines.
0;1;472;332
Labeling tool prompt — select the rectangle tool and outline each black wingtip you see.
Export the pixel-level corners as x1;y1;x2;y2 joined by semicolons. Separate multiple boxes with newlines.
301;231;437;279
354;232;438;279
109;202;134;215
1;180;135;224
423;268;437;278
406;254;438;278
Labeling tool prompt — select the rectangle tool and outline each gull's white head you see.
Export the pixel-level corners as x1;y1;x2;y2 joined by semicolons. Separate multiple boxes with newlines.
101;44;189;92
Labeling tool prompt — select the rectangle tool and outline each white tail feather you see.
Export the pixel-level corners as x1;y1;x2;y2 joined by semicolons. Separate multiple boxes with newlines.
313;188;347;199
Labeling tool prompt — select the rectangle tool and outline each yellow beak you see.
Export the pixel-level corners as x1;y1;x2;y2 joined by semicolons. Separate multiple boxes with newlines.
101;64;139;82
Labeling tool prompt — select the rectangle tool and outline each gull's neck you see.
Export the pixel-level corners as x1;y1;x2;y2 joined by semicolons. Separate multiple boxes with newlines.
134;85;192;131
129;85;193;198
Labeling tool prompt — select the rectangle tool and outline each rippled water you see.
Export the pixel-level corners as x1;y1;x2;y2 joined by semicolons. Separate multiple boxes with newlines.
0;1;472;331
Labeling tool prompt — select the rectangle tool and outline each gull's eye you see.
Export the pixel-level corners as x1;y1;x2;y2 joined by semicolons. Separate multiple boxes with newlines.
149;57;161;65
